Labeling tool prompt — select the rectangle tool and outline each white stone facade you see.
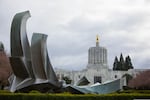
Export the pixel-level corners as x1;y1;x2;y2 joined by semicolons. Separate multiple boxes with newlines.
55;36;148;85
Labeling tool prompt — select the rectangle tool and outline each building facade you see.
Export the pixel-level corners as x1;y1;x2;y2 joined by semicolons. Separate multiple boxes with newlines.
55;36;147;85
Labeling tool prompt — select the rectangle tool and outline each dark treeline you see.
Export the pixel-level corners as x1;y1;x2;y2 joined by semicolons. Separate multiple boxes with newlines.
113;53;134;71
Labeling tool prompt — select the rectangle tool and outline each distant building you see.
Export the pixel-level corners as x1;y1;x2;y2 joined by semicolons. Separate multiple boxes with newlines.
55;36;148;85
87;35;108;69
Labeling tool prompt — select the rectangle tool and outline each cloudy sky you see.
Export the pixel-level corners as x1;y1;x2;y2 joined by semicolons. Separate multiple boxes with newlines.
0;0;150;70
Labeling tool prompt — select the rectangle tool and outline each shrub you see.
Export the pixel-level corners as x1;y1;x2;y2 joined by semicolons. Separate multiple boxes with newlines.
117;90;150;94
0;92;150;100
0;90;11;93
29;90;41;94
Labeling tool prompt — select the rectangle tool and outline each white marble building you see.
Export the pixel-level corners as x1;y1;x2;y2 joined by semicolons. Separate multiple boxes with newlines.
55;35;147;85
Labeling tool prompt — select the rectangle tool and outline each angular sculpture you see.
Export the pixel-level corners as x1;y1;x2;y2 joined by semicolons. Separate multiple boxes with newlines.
76;76;90;86
10;11;35;92
31;33;61;90
67;78;126;94
10;11;61;92
9;10;126;94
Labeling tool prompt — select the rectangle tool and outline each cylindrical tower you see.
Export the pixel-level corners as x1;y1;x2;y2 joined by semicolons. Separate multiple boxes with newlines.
87;35;108;69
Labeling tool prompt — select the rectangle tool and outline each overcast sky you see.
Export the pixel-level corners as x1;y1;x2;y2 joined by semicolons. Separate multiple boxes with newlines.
0;0;150;70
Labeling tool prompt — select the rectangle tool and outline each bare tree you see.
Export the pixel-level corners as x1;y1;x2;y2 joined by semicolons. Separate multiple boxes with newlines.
0;50;13;89
128;70;150;89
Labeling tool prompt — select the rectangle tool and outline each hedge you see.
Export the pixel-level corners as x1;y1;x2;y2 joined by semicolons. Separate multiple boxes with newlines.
117;90;150;94
0;93;150;100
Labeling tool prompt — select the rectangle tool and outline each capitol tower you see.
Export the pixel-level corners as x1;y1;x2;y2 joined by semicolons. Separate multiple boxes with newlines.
87;35;108;69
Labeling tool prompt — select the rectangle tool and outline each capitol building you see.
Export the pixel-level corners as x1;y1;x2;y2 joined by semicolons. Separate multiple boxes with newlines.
55;35;146;85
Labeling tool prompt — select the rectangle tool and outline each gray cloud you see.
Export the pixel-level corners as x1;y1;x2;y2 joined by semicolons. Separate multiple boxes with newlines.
0;0;150;70
63;12;150;34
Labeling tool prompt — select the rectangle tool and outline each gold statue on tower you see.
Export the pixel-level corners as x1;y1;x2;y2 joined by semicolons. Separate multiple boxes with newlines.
96;35;99;47
96;35;99;43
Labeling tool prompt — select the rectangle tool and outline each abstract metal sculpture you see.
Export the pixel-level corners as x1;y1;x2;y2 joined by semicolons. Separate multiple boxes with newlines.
76;76;90;86
10;11;34;92
67;78;126;94
10;11;61;92
9;10;126;94
31;33;61;90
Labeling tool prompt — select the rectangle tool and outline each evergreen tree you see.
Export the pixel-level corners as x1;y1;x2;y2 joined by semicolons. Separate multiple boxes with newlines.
0;42;4;51
62;76;72;84
113;54;134;71
125;55;133;70
119;53;125;70
113;56;119;70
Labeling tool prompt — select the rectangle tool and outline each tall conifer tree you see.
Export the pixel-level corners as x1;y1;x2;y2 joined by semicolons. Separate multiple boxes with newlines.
119;53;125;70
125;55;133;70
113;56;119;70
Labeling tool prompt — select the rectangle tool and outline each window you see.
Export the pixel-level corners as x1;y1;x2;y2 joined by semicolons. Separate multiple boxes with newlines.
94;76;102;83
115;75;117;78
